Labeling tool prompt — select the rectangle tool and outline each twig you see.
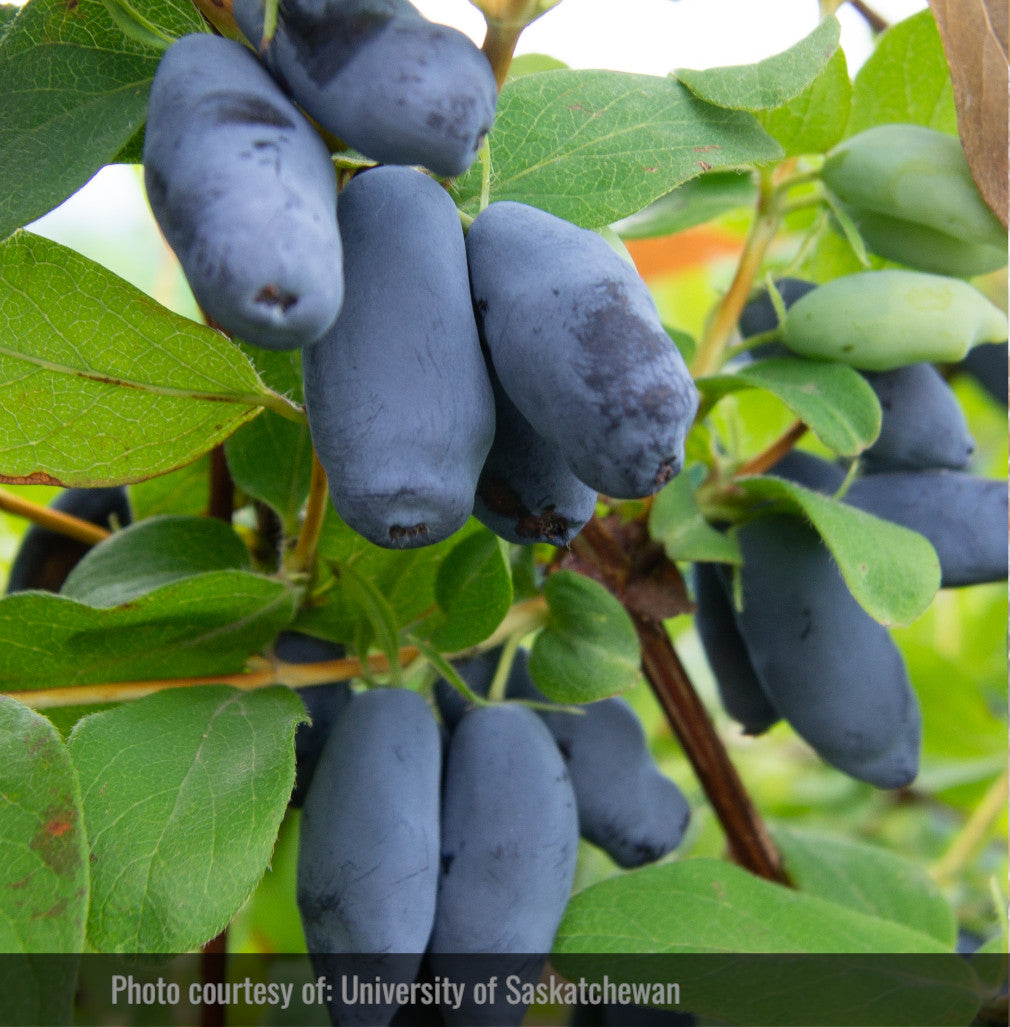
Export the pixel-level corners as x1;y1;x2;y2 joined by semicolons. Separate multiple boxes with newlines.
208;445;234;523
200;931;228;1027
2;597;549;710
0;486;110;546
2;652;415;710
288;451;328;575
635;614;789;884
734;421;809;477
690;169;783;378
848;0;889;34
576;518;789;884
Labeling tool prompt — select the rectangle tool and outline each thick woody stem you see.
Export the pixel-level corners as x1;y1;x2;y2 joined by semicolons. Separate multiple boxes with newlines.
849;0;889;33
200;931;228;1027
208;445;234;523
577;517;788;884
634;614;789;883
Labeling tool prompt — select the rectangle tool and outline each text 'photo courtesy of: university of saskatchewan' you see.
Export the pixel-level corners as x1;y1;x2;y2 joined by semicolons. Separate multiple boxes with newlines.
0;0;1006;1025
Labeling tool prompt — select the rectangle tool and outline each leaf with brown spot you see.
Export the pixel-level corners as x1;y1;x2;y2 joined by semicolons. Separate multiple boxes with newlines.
929;0;1009;227
0;697;87;1014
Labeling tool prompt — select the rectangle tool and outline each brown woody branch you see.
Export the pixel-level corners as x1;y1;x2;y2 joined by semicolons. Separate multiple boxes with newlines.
573;516;789;885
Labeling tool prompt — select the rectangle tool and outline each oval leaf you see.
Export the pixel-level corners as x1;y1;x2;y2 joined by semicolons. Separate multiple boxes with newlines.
676;17;841;112
848;9;958;136
555;860;979;1027
0;698;85;1023
529;570;640;703
449;69;781;228
772;824;957;947
556;859;951;954
0;0;186;240
612;172;758;240
0;571;297;690
736;475;941;626
429;529;513;652
649;472;742;564
225;412;314;532
0;697;88;951
758;47;852;157
699;356;882;456
0;232;286;487
69;685;304;953
61;515;252;608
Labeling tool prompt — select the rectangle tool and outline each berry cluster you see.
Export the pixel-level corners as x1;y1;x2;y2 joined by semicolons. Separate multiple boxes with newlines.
693;278;1008;789
142;9;698;553
289;640;689;1027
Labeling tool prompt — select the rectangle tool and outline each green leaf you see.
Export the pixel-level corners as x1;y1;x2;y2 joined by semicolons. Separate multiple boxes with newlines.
128;455;211;519
758;47;852;157
69;685;303;952
0;232;287;486
333;561;404;684
554;861;979;1026
665;325;696;363
0;697;88;951
848;9;958;137
676;17;841;113
449;70;782;228
735;475;941;626
648;472;742;564
101;0;197;50
556;859;951;953
698;356;881;457
61;515;252;607
0;4;19;39
296;509;469;645
822;188;872;266
0;699;83;1023
612;171;757;240
528;570;640;703
225;413;314;532
506;52;568;80
0;571;297;689
236;343;305;406
428;529;513;652
772;824;957;947
0;0;202;240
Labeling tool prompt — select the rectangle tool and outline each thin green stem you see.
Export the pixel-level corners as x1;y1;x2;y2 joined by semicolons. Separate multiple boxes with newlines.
487;632;521;703
781;195;827;218
832;458;861;501
258;389;308;425
0;486;110;546
930;773;1010;886
690;168;782;378
287;450;328;576
723;328;781;360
